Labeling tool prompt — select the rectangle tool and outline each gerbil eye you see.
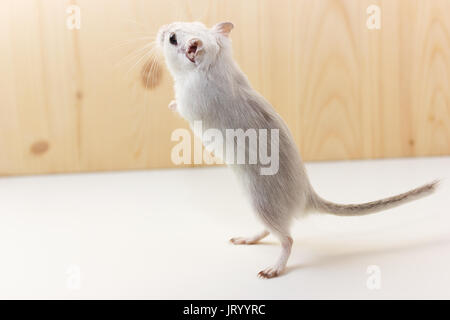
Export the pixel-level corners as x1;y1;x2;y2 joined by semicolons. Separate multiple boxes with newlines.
169;33;177;46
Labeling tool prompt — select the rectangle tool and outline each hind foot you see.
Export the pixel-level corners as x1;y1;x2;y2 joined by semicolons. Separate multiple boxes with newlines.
257;235;293;279
258;265;285;279
230;230;269;245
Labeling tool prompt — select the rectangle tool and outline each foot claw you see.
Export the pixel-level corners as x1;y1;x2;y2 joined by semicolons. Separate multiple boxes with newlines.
230;237;257;245
257;267;282;279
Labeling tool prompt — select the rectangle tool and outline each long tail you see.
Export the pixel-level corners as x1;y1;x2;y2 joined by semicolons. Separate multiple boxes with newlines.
310;180;439;216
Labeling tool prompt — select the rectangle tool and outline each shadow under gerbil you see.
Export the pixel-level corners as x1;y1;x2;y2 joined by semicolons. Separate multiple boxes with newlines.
284;234;450;276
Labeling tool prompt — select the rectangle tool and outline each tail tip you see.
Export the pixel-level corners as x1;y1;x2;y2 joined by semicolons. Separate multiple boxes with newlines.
428;179;441;192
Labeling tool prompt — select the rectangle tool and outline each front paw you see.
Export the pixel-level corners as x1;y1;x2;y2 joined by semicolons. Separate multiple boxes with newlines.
168;100;177;111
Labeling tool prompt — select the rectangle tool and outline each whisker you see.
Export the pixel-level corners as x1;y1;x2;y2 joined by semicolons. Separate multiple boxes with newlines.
115;41;157;68
106;36;156;53
125;46;159;77
142;50;164;91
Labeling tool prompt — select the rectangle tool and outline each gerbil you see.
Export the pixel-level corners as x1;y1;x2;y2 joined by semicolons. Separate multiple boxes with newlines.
156;21;438;278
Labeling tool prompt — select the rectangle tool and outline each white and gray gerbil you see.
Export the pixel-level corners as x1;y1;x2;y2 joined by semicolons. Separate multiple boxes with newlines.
156;21;438;278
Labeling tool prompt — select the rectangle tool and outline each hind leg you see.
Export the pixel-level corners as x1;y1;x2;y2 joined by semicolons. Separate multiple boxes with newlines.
230;230;269;245
258;233;293;279
243;181;297;278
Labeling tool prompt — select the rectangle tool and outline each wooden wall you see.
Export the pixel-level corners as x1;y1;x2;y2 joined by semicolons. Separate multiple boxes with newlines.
0;0;449;176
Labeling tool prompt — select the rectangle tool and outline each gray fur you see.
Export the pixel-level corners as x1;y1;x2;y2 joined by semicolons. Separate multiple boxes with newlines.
157;21;438;277
312;180;439;216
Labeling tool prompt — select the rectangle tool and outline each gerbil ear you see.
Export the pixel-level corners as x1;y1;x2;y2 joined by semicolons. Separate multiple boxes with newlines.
185;38;203;63
213;22;234;37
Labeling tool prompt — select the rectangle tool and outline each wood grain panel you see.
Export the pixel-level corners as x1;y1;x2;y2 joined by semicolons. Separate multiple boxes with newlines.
0;0;449;175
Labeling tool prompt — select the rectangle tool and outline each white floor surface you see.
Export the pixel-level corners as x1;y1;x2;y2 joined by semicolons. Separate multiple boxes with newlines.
0;157;449;299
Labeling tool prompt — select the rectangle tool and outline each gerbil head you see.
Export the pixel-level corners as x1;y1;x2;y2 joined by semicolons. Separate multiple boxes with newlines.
156;21;234;75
